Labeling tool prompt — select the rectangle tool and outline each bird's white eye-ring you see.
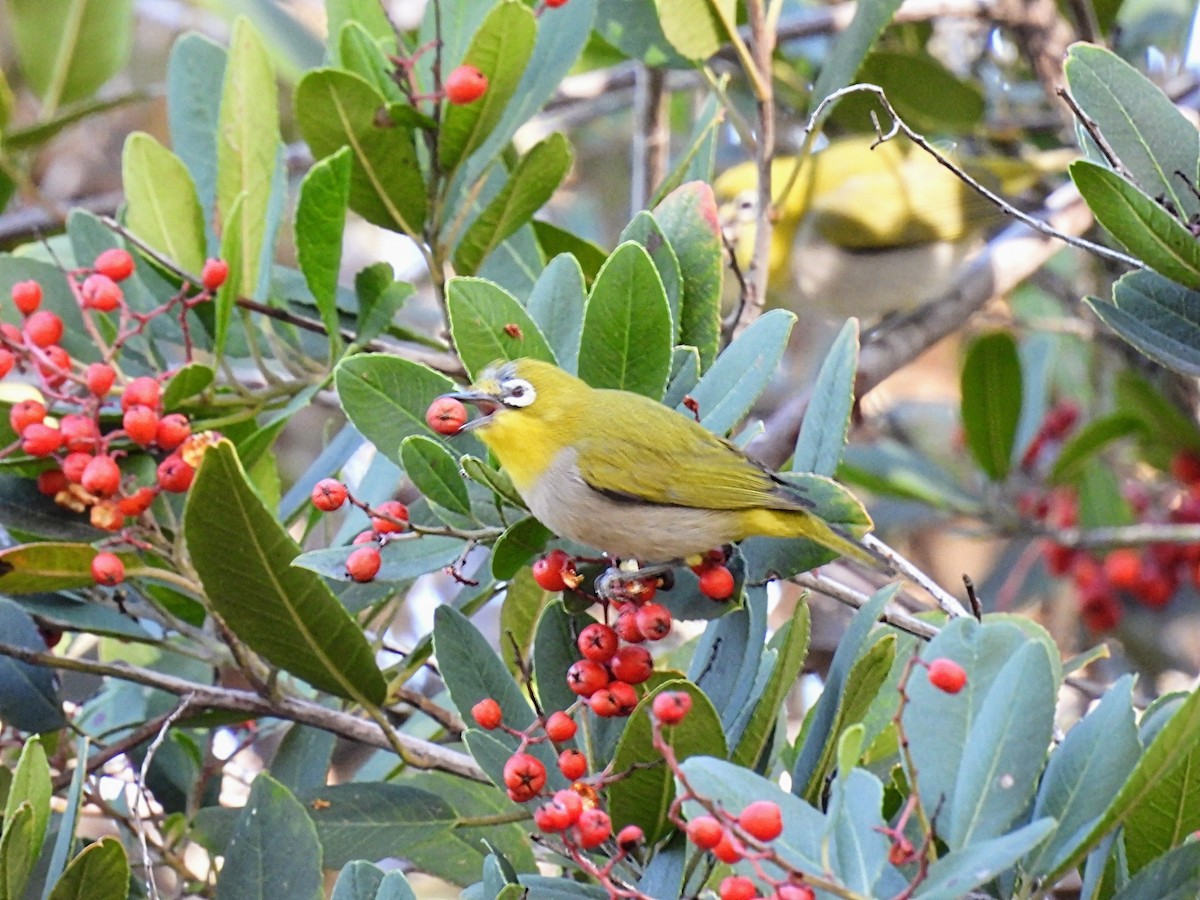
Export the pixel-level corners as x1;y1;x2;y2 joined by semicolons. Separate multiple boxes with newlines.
502;378;536;408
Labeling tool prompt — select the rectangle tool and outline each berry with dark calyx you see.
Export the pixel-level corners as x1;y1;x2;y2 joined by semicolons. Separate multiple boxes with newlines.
122;376;161;412
425;396;468;435
719;876;758;900
80;274;123;312
574;808;611;849
552;788;582;824
0;348;13;378
686;815;723;850
471;697;502;730
21;423;62;457
577;622;618;663
557;747;587;780
10;399;46;433
532;549;573;592
91;551;125;586
118;486;157;517
566;659;609;697
712;830;744;863
610;644;653;684
156;455;195;492
37;344;71;386
11;280;42;314
93;248;135;281
24;310;63;348
738;800;783;842
636;602;672;641
544;710;576;742
927;657;968;694
445;64;488;105
607;680;638;716
370;499;409;534
698;563;736;600
155;414;191;451
312;478;349;512
345;545;382;582
614;606;646;643
616;824;644;851
81;455;121;498
588;688;620;718
534;801;570;833
60;414;99;452
123;405;159;446
201;258;229;291
651;690;692;724
503;752;547;801
37;469;68;496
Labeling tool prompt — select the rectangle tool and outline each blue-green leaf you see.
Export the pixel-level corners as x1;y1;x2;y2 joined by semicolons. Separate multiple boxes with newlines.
526;255;586;373
795;318;859;476
961;331;1022;480
216;775;322;900
296;146;352;353
1087;270;1200;377
446;278;556;378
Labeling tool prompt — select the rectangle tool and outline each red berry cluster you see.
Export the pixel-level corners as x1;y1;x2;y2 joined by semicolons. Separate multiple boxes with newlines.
309;478;413;582
2;252;222;584
683;798;807;900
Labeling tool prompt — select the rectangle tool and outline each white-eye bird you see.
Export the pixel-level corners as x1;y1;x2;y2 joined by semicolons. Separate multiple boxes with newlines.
446;358;874;565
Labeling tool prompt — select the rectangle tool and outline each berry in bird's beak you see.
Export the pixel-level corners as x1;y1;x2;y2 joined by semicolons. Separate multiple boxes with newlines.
441;388;503;431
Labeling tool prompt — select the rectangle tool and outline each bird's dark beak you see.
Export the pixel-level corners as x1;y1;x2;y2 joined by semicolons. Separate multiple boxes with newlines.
445;389;502;432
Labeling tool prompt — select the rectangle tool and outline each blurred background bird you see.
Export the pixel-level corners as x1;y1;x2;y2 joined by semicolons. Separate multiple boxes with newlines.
715;134;1074;318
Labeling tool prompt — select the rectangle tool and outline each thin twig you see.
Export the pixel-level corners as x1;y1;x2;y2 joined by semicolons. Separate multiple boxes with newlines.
794;572;940;639
864;534;972;618
137;695;195;900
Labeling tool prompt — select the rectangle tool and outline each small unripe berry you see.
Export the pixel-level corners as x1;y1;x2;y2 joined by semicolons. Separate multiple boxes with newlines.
610;645;653;684
155;413;191;451
577;622;619;663
93;248;135;281
532;549;572;592
566;659;609;697
81;455;121;498
636;603;672;641
719;876;758;900
37;468;69;496
471;697;502;730
156;455;195;492
652;690;692;724
80;274;123;312
616;824;644;851
445;65;488;105
574;808;611;849
686;815;723;850
425;396;468;435
503;752;547;801
201;258;229;291
557;747;587;780
91;551;125;586
311;478;349;512
738;800;783;842
345;545;382;582
544;710;576;742
698;563;736;600
24;310;63;348
21;423;62;456
11;280;42;314
123;405;160;446
10;399;46;433
370;499;409;534
122;376;161;412
927;657;968;694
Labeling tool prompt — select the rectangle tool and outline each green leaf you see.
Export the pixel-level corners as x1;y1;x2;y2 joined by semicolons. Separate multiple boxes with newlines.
824;766;890;896
45;836;130;900
217;17;279;302
531;601;583;722
337;22;404;103
810;0;905;111
185;441;386;704
960;331;1022;480
8;0;133;108
3;736;49;861
526;254;587;374
294;69;426;235
912;819;1056;900
531;221;607;284
446;278;556;379
1114;370;1200;463
121;132;207;275
1050;413;1147;484
499;567;553;677
663;346;701;409
216;775;322;900
832;51;984;133
454;133;573;275
1122;711;1200;874
794;317;859;476
433;606;535;732
0;803;35;900
1112;843;1200;900
732;600;810;768
167;33;226;237
1071;160;1200;289
461;455;525;510
41;734;87;892
354;264;416;346
609;681;727;844
271;724;336;794
330;861;387;900
1064;43;1200;218
326;0;397;61
0;543;152;595
620;212;683;342
683;308;796;435
1087;270;1200;377
293;535;465;584
213;192;245;361
438;2;537;173
595;0;687;69
400;435;471;516
652;0;734;59
491;518;552;580
296;146;352;353
654;182;723;368
577;242;672;397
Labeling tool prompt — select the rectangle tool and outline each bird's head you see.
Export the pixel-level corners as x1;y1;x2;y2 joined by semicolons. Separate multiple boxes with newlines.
447;358;583;434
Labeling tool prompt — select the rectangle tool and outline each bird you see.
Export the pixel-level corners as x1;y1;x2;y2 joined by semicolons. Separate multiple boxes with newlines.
444;358;875;566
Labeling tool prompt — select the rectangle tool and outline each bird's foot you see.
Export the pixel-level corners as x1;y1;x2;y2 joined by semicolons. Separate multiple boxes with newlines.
595;562;675;603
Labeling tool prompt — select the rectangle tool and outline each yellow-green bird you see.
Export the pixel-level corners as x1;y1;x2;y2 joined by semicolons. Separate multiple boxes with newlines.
446;358;873;565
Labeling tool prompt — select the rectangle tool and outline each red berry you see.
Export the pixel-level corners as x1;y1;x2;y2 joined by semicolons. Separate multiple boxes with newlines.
608;680;638;716
425;396;468;435
24;310;63;348
503;752;547;801
534;801;571;833
156;455;195;492
588;688;621;718
1043;401;1080;439
651;690;692;724
614;607;646;643
927;657;968;694
616;824;644;850
719;876;758;900
11;280;42;314
738;800;783;842
61;452;91;483
698;564;736;600
544;710;576;742
155;414;191;451
37;469;68;496
1044;541;1076;576
577;622;618;663
201;258;229;291
38;626;64;649
471;697;502;730
81;273;123;312
1132;564;1174;608
352;529;376;545
566;659;609;697
552;788;583;823
312;478;349;512
610;645;653;684
370;499;409;534
93;248;135;282
91;551;125;586
0;348;14;378
1080;589;1122;631
574;808;611;849
122;376;161;412
81;455;121;498
712;830;744;863
545;0;569;7
775;884;816;900
37;345;70;386
345;545;382;582
123;405;160;446
21;423;62;456
1103;548;1142;591
10;399;46;433
533;549;572;592
636;603;672;641
686;815;723;850
445;65;488;105
60;414;99;452
557;747;587;780
1171;449;1200;486
118;486;157;517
